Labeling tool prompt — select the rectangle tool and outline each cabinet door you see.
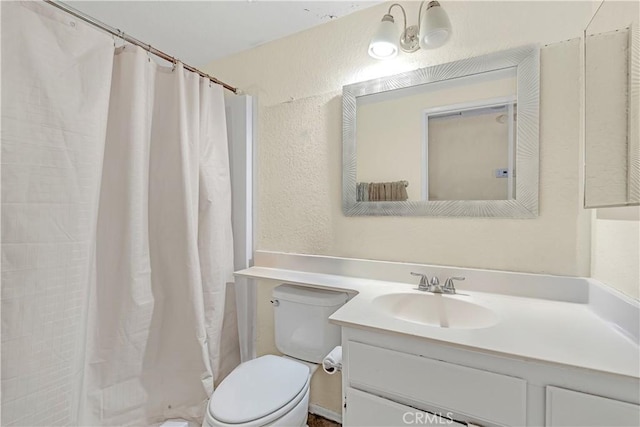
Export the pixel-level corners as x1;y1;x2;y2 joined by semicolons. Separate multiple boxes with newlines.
348;341;526;426
346;387;467;427
546;386;640;427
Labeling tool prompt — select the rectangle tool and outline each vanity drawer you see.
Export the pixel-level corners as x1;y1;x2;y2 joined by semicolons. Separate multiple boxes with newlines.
546;386;640;426
345;387;466;427
348;341;527;426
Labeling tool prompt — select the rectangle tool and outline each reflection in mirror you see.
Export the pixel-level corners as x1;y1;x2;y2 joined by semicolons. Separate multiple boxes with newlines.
343;45;540;217
426;98;517;201
584;0;639;207
356;69;517;202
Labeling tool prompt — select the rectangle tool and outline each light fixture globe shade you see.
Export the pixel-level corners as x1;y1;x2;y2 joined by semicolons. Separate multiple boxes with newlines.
368;17;400;59
419;3;452;49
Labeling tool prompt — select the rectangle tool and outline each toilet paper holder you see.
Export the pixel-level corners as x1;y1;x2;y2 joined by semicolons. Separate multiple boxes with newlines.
322;346;343;375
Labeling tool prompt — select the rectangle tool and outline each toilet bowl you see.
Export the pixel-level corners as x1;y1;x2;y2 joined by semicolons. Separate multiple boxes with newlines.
203;285;348;427
203;355;311;427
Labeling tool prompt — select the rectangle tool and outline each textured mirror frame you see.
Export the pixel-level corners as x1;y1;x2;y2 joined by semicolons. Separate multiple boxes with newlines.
342;45;540;217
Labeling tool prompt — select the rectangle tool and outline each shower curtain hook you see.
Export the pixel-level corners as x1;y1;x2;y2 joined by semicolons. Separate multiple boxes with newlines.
116;29;126;48
172;57;177;71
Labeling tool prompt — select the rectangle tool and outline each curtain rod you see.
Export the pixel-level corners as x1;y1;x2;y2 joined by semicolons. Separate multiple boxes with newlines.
43;0;239;94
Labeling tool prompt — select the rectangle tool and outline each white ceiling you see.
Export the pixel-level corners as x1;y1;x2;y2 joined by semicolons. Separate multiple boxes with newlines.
68;1;381;66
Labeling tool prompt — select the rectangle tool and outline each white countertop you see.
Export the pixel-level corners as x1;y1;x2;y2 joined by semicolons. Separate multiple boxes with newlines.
235;266;640;379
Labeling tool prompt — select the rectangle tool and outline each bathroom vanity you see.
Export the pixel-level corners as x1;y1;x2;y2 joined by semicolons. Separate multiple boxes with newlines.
333;288;639;427
235;252;640;427
340;327;638;427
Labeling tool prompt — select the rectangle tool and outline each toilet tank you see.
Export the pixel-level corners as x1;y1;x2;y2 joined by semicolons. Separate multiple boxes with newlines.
272;284;348;363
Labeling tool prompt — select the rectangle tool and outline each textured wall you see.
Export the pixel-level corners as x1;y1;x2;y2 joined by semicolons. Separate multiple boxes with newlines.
205;1;594;276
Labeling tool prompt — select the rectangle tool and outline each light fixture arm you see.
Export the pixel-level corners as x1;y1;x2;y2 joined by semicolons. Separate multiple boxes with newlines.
418;1;426;27
385;2;437;54
387;3;408;35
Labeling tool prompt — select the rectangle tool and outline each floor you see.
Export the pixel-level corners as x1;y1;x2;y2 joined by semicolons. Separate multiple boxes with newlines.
308;413;341;427
156;414;339;427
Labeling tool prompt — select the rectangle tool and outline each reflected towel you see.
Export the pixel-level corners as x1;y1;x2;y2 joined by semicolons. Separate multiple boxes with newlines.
356;182;369;202
365;181;408;201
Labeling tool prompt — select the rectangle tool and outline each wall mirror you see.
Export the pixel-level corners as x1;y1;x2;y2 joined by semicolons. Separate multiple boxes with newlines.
584;1;639;208
343;45;539;217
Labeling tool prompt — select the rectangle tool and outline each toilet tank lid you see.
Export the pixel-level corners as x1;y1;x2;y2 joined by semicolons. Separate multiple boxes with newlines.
273;284;348;306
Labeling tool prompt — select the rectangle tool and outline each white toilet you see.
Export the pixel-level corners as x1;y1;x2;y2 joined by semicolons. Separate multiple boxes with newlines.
203;284;348;427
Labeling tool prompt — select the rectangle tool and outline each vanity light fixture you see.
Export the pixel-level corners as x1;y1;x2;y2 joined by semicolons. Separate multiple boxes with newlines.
368;1;452;60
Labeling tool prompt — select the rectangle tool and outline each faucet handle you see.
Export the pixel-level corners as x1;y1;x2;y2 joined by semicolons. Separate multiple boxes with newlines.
443;276;465;292
410;272;429;289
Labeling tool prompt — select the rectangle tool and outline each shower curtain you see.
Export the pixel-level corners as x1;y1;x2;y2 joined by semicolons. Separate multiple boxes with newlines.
1;2;235;425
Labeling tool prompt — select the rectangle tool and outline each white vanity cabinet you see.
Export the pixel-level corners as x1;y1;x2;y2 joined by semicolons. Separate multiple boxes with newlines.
342;328;640;427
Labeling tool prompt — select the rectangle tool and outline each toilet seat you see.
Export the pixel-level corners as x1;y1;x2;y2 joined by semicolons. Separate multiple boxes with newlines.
206;355;311;426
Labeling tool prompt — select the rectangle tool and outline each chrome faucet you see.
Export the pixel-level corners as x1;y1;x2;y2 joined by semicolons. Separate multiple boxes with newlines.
429;276;441;293
410;272;465;294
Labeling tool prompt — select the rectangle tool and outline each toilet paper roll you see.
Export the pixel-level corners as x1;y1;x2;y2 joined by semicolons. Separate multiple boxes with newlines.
322;346;342;375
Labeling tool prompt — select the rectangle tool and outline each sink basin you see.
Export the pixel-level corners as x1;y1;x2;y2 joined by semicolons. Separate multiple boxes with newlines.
372;292;499;329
